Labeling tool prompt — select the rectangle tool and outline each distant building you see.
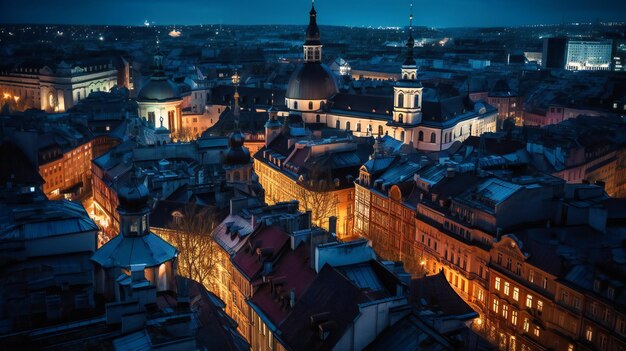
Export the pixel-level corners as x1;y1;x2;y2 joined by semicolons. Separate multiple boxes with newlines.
0;56;122;112
543;37;613;71
613;39;626;72
542;37;568;69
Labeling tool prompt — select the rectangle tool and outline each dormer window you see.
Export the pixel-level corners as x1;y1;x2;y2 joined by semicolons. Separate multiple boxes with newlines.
594;280;601;293
608;287;615;299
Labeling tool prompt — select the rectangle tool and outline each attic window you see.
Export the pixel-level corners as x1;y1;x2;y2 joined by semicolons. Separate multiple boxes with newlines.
608;287;615;299
593;280;601;293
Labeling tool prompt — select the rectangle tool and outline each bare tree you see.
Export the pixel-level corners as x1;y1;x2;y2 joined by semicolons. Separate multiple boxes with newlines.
171;127;196;142
161;203;220;291
297;180;338;229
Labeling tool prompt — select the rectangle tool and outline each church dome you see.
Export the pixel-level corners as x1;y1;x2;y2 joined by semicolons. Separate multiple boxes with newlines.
137;77;180;102
286;63;339;101
224;131;250;165
117;179;150;213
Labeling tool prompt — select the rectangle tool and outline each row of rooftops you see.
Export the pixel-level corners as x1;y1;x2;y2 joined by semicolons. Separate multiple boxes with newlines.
212;198;479;351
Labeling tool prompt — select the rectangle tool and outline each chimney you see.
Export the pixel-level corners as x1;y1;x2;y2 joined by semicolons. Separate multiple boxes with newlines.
328;216;337;235
290;288;296;308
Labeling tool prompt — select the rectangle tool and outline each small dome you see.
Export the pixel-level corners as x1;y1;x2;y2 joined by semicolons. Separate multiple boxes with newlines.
224;131;250;165
137;77;180;102
117;179;150;212
228;130;245;148
286;63;339;101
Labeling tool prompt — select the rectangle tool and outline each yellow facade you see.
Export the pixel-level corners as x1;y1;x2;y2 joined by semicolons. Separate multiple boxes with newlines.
254;159;354;240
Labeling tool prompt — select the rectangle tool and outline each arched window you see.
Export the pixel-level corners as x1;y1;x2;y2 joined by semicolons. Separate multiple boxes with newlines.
411;73;415;80
378;125;383;136
346;121;351;130
316;114;320;123
294;101;298;110
357;123;361;132
309;101;314;110
397;93;404;108
430;132;436;143
403;74;408;79
400;131;405;141
418;130;424;141
414;95;420;108
398;114;404;124
336;120;341;129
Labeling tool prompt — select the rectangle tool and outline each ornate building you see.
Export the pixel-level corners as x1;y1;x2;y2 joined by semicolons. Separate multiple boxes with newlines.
136;51;183;135
0;57;120;112
281;2;497;152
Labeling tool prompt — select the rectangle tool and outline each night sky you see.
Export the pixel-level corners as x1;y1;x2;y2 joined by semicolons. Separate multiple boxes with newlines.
1;0;625;28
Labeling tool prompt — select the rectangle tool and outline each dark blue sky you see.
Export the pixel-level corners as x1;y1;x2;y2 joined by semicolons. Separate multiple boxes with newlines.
1;0;625;28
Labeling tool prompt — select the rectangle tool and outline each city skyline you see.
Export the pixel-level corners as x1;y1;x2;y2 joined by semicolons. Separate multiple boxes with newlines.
1;0;626;28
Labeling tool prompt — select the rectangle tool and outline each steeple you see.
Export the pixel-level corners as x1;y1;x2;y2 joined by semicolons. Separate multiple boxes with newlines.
403;2;416;67
304;0;322;62
232;70;241;120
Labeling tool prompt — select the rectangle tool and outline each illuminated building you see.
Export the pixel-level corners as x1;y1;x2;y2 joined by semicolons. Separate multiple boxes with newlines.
565;39;613;71
254;106;371;239
136;51;183;135
0;57;120;112
487;79;523;128
282;2;496;152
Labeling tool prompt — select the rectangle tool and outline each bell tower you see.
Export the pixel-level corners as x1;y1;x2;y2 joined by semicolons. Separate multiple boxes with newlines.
393;2;423;127
303;0;322;63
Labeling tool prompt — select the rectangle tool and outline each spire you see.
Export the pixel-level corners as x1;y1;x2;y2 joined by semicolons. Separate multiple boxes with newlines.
403;1;416;67
305;0;321;46
232;70;240;121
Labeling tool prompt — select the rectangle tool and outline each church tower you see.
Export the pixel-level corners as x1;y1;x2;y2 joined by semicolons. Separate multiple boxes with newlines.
304;0;322;63
392;2;423;132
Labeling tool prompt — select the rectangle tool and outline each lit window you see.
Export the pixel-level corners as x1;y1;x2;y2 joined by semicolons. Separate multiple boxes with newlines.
511;311;518;326
523;318;529;332
534;326;540;337
502;304;508;319
504;282;510;295
526;294;533;308
492;298;499;313
537;300;543;312
585;326;593;341
495;277;501;290
513;287;519;301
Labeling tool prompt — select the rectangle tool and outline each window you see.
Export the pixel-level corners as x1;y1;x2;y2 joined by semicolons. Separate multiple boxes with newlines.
315;114;320;123
398;114;403;123
533;326;540;337
608;287;615;299
594;280;600;292
430;132;436;143
493;298;499;313
378;125;383;136
502;304;508;319
309;101;313;110
497;253;503;265
542;277;548;290
495;277;501;290
336;120;341;129
477;288;484;302
529;270;535;283
515;262;522;275
537;300;543;312
600;335;607;350
511;311;518;326
504;282;510;295
418;131;424;141
523;318;529;332
269;332;273;349
400;131;405;141
397;92;404;108
357;123;361;132
526;295;533;308
294;101;298;109
567;344;574;351
585;326;593;342
506;258;512;270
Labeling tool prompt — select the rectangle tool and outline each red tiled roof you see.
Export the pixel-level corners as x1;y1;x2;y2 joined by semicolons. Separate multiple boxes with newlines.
231;225;290;280
249;243;317;325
